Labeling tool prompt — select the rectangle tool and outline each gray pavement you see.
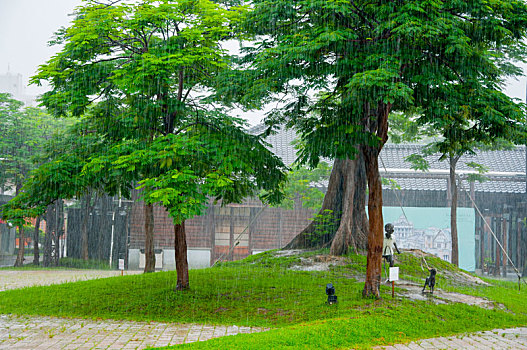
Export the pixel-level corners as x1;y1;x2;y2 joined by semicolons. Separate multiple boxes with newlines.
377;327;527;350
0;314;264;349
0;269;142;292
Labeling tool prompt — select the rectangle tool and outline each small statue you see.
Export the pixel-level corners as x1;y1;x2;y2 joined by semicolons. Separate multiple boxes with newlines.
382;223;401;267
422;268;437;294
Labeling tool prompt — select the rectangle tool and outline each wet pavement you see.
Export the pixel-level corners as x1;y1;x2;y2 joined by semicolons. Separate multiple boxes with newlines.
377;327;527;349
0;314;263;349
0;270;141;292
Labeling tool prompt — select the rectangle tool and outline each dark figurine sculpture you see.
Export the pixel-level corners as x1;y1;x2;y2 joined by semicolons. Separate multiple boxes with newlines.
382;223;401;267
422;268;437;294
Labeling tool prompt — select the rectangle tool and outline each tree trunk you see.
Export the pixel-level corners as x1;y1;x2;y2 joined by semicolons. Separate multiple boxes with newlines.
81;192;92;261
362;147;383;298
174;221;190;290
522;229;527;277
14;183;25;267
54;199;63;266
449;155;459;267
98;195;110;260
351;151;369;250
362;102;390;299
33;216;41;266
14;225;25;267
286;155;368;253
43;204;54;267
330;158;358;255
144;203;156;273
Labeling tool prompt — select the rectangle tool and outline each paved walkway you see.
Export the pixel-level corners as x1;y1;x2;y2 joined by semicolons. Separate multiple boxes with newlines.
378;327;527;349
0;270;142;292
0;314;263;349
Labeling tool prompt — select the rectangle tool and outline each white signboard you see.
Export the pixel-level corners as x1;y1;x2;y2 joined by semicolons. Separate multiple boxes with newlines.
118;259;125;271
389;267;399;282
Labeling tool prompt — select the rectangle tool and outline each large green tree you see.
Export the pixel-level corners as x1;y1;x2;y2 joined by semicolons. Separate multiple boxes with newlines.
0;93;70;266
27;0;286;288
108;121;285;289
31;0;248;273
227;0;527;297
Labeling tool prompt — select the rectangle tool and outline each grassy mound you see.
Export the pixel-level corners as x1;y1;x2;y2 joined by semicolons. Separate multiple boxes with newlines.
0;250;525;349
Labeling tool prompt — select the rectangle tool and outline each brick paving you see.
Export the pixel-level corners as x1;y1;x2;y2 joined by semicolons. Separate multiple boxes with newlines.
0;314;264;349
377;327;527;349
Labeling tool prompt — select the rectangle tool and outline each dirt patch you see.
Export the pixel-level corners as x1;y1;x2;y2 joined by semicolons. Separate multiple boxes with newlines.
274;250;305;257
395;281;501;309
289;255;349;272
443;270;490;287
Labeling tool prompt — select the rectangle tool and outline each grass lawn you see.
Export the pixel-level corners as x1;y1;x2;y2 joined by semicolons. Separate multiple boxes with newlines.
0;250;526;349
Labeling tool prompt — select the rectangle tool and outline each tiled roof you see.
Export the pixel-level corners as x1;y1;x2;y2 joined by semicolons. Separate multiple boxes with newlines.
387;177;525;194
249;124;526;194
379;144;526;174
379;144;526;193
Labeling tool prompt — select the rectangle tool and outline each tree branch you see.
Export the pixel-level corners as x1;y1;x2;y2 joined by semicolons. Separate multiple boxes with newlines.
173;120;223;136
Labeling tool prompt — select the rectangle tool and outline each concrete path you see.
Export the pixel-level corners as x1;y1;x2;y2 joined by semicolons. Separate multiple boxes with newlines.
377;327;527;349
0;270;142;292
0;314;264;349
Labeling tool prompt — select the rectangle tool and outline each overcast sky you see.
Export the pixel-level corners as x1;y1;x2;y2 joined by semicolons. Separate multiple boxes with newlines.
0;0;82;95
1;0;526;123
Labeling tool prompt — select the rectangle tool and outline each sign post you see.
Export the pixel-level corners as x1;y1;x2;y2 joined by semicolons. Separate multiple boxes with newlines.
118;258;125;276
389;267;399;298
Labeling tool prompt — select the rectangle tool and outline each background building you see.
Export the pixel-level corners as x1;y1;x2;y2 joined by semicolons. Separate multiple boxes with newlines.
0;71;36;106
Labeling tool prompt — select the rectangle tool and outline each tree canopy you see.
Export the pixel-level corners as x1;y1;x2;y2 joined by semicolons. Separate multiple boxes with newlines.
0;93;70;195
227;0;527;297
6;0;287;287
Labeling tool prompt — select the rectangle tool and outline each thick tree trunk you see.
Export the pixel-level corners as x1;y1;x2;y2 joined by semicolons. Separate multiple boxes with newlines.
33;216;41;266
449;155;459;267
330;158;358;255
362;147;383;298
286;155;368;253
285;158;347;249
144;203;156;273
351;151;369;250
14;226;25;267
81;192;92;261
362;102;390;299
174;221;189;290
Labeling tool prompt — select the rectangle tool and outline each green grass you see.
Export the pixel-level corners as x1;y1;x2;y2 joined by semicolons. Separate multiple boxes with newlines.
0;250;526;349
